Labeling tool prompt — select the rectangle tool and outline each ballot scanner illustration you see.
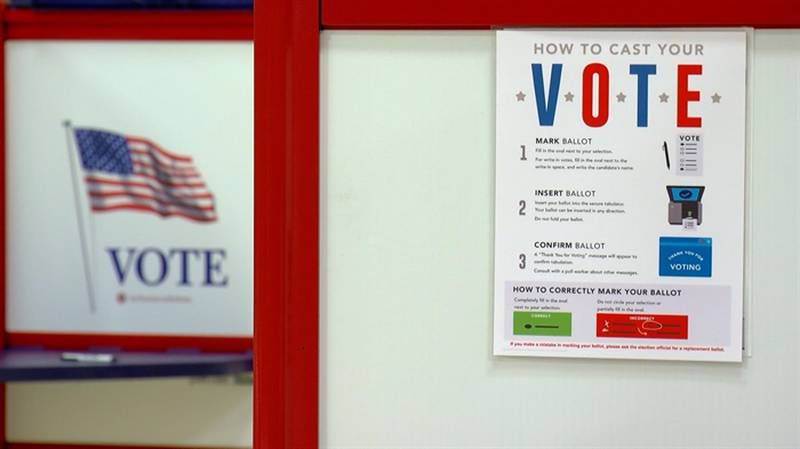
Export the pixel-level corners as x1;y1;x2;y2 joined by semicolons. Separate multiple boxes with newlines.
667;185;705;226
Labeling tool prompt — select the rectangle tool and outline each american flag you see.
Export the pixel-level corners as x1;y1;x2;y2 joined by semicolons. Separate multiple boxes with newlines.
73;128;217;223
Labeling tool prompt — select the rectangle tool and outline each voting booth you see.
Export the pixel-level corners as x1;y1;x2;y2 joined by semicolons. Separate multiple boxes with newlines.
255;1;800;447
1;7;253;449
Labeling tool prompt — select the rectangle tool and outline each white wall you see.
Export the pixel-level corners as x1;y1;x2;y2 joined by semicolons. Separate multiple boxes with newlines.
319;30;799;448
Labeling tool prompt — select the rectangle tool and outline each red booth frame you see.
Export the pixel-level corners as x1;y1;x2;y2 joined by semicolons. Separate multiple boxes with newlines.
254;0;800;448
0;6;253;449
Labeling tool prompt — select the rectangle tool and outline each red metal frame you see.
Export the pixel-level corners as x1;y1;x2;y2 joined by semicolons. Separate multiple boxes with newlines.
255;0;800;448
7;332;251;352
322;0;800;28
4;9;252;40
253;0;319;448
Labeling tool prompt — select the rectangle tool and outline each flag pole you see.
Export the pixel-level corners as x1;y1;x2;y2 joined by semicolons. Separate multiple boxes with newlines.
63;120;97;314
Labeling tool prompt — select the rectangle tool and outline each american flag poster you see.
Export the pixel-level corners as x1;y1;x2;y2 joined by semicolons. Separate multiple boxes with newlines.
73;127;217;223
6;41;252;337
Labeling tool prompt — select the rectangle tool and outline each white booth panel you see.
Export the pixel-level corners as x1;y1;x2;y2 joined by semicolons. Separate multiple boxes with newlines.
320;30;799;448
5;41;253;447
5;41;253;336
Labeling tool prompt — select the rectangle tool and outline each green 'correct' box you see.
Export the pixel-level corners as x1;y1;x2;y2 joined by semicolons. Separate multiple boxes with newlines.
513;311;572;336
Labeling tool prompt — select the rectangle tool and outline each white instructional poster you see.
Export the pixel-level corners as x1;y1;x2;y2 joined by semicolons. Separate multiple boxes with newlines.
494;30;746;361
6;42;253;337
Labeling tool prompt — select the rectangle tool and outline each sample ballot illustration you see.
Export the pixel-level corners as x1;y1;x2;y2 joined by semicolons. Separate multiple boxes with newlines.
677;134;703;175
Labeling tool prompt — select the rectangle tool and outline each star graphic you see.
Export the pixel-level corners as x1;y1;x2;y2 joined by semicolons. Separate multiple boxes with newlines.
515;91;526;102
659;92;669;103
616;92;626;103
564;92;575;102
711;93;722;103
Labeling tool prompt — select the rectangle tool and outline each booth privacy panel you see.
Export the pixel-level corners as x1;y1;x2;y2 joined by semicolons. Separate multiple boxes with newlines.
5;41;253;337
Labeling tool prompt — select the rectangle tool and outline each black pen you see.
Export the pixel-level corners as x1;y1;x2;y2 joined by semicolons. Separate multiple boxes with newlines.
662;141;671;170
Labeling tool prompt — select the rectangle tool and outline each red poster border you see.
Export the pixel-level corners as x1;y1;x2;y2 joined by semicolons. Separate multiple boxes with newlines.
255;0;800;448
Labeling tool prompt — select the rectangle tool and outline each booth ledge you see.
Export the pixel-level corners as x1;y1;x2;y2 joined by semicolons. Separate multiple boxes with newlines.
0;348;252;382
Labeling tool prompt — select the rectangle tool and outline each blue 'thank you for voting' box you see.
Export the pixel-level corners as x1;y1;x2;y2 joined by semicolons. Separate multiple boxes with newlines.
659;237;712;277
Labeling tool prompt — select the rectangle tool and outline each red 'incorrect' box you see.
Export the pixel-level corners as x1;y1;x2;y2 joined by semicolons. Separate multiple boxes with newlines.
596;313;688;340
